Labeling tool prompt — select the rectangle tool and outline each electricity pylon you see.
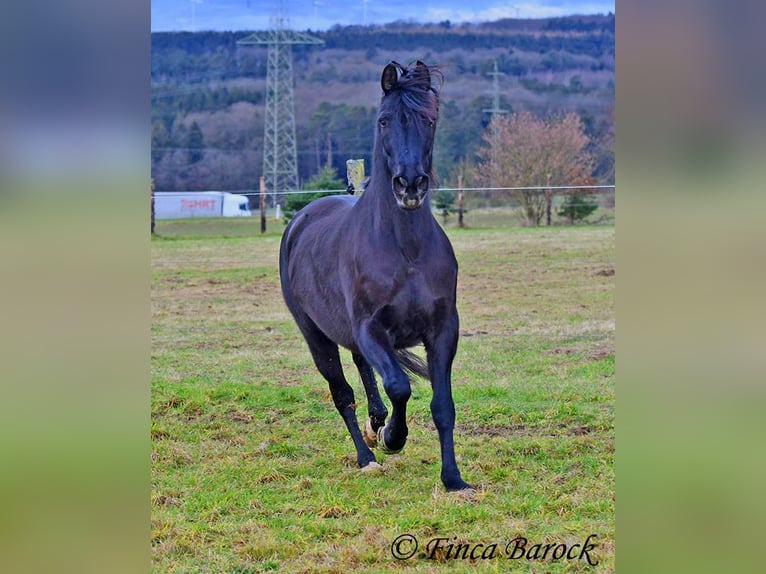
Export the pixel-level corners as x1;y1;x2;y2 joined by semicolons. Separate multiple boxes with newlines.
237;7;323;206
482;60;508;188
483;60;508;120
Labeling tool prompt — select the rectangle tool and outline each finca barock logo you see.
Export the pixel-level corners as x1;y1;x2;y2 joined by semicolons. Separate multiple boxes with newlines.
391;533;600;564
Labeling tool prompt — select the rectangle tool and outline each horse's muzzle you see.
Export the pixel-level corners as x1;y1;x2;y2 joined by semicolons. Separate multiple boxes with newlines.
392;174;429;210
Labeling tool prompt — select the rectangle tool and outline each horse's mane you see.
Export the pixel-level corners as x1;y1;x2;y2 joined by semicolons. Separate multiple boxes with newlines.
385;62;443;119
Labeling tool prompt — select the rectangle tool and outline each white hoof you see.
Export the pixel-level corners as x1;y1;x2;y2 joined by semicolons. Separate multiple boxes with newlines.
448;487;478;501
361;461;383;473
363;418;378;448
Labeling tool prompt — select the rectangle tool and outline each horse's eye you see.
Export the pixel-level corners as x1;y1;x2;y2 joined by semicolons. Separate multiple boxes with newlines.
378;119;388;128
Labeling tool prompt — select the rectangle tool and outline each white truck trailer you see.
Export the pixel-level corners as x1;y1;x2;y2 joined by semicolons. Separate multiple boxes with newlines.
154;191;252;219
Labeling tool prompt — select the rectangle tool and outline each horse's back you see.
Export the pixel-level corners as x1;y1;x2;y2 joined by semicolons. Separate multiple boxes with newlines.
296;193;358;220
282;195;356;251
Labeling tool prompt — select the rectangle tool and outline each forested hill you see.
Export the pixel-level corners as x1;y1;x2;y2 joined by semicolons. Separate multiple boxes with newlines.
151;15;614;192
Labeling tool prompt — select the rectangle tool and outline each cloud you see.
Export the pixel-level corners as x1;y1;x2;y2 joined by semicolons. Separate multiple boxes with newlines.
151;0;615;32
426;2;614;23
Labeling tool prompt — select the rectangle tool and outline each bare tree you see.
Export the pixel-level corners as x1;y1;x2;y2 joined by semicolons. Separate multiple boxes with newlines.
478;112;595;225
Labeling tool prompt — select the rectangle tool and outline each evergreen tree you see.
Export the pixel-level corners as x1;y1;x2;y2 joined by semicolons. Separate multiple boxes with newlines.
433;189;457;226
151;120;171;164
558;193;599;224
283;166;345;223
186;121;205;164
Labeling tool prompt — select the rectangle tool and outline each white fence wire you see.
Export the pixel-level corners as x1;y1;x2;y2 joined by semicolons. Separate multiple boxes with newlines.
220;185;615;197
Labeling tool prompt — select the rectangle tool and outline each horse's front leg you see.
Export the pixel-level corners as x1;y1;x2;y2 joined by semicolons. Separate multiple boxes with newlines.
355;319;411;453
427;316;473;492
352;353;388;447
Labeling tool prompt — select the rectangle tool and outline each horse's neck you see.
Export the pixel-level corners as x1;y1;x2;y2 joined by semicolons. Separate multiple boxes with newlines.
361;172;436;261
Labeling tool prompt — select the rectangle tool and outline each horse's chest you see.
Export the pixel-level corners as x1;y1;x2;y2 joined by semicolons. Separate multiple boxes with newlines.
394;267;432;305
387;266;445;319
353;259;453;336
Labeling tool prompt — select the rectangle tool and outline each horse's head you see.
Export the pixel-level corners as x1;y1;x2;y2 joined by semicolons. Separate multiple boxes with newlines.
377;61;441;211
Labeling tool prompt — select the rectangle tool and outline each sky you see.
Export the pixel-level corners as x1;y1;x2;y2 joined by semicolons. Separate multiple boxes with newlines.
151;0;615;32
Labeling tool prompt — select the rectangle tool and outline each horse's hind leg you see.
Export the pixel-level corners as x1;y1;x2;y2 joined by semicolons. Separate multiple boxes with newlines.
302;326;379;469
352;353;388;447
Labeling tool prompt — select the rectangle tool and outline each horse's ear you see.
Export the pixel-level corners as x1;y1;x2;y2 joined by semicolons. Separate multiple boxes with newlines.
415;60;431;88
381;62;399;94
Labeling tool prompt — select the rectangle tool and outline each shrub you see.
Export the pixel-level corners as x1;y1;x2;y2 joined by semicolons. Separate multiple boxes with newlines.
283;166;345;223
558;193;599;224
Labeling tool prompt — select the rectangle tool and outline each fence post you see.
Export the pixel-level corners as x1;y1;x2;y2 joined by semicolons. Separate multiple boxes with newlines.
346;159;365;194
545;173;552;226
457;173;464;228
260;176;267;234
151;178;155;236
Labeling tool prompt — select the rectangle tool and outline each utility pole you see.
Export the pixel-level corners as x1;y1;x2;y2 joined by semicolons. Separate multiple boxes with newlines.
237;2;323;208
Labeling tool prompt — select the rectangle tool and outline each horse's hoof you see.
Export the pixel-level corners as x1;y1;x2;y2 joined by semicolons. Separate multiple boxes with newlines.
450;487;476;497
363;418;378;448
447;486;478;501
360;461;383;473
377;425;404;455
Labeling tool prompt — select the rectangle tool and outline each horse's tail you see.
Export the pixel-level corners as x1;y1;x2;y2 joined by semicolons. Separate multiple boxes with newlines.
395;349;429;381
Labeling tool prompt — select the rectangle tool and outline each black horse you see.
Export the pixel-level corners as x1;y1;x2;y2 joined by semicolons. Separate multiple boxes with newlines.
279;61;472;492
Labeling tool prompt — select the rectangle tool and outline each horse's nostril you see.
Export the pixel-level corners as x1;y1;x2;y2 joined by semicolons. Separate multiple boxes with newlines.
393;176;408;194
415;175;429;193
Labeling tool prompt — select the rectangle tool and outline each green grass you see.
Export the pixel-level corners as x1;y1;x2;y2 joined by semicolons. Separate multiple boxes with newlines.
152;219;614;573
441;206;615;229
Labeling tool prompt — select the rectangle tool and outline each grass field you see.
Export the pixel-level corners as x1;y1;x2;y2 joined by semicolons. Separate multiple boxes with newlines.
151;217;615;573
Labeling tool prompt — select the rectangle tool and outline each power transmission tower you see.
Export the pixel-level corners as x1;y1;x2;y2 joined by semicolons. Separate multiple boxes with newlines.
483;61;508;121
482;61;508;188
237;5;323;207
